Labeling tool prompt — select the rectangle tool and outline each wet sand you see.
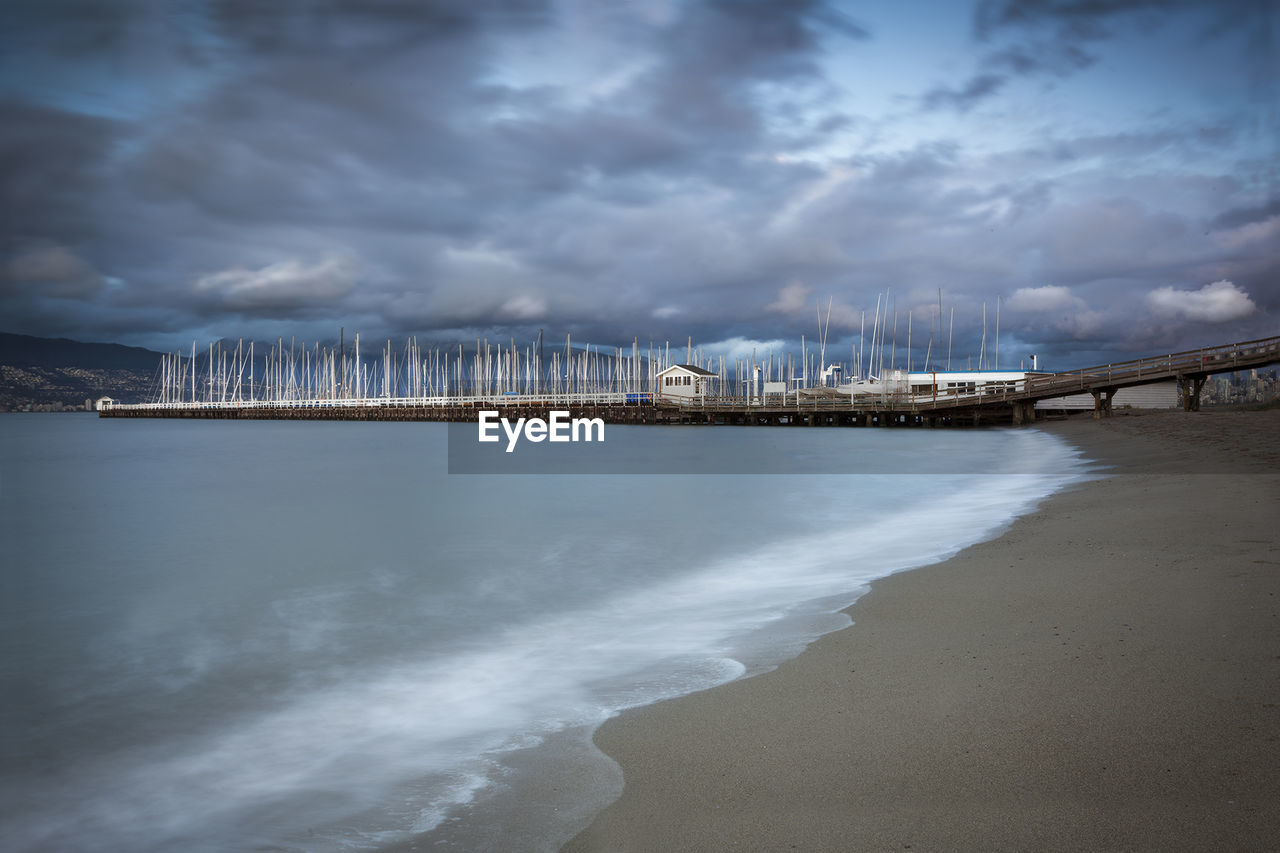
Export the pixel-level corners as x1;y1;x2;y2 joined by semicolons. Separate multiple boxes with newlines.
565;409;1280;852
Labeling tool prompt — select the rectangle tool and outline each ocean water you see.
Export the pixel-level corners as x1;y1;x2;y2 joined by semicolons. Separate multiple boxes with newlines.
0;415;1087;851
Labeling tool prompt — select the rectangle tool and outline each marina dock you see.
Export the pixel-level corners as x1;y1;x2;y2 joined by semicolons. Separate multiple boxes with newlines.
99;335;1280;427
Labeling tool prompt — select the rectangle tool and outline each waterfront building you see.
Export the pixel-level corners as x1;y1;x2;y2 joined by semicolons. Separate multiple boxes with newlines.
656;364;717;401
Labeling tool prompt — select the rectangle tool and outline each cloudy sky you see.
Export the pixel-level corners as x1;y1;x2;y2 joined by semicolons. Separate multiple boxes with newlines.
1;0;1275;368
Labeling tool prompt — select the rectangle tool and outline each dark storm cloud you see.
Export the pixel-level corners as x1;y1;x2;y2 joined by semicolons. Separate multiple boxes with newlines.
638;0;854;135
972;0;1177;40
753;121;1273;361
1;0;836;330
9;0;857;347
1210;199;1280;231
920;73;1007;113
465;0;866;200
209;0;551;54
0;100;122;241
0;1;136;56
0;0;1272;367
1;243;104;300
924;0;1271;113
108;0;845;262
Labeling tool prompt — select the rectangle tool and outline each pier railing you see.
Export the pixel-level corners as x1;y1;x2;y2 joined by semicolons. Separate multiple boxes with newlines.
103;390;644;412
666;334;1280;413
1019;335;1280;400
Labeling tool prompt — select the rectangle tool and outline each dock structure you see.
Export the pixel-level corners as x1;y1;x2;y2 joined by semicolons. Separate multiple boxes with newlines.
100;335;1280;427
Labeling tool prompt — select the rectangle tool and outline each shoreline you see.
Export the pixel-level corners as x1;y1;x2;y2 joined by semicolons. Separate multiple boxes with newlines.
564;410;1280;851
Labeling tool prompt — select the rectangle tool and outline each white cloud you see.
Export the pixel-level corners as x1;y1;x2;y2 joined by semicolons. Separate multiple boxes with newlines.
1003;285;1108;340
1146;280;1256;323
765;281;865;329
766;280;812;315
699;336;788;363
194;257;356;311
1211;215;1280;253
498;293;546;321
1006;285;1085;313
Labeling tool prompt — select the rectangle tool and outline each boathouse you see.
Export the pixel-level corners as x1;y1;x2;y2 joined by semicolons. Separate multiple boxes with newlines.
657;364;716;400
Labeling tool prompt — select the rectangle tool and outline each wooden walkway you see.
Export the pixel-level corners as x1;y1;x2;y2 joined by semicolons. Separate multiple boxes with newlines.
667;334;1280;426
100;334;1279;427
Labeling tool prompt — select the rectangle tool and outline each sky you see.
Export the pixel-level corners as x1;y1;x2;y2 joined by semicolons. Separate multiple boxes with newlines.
1;0;1276;369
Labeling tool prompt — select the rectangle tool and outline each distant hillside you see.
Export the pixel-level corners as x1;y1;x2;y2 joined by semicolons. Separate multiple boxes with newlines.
0;332;162;411
0;332;164;371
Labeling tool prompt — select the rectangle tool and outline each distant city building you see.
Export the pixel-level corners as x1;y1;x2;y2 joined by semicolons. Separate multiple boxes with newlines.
1202;368;1278;406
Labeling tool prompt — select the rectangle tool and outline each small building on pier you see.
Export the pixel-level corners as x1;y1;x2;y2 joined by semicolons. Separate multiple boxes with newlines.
843;370;1036;400
906;370;1034;396
657;364;716;400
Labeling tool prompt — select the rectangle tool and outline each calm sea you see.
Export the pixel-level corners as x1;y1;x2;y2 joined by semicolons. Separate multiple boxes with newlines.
0;414;1086;851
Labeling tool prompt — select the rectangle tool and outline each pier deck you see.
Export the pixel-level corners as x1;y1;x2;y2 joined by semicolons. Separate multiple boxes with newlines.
100;335;1280;426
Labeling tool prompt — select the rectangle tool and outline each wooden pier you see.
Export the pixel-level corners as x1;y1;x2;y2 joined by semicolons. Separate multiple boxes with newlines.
96;398;991;427
100;335;1280;427
101;398;663;425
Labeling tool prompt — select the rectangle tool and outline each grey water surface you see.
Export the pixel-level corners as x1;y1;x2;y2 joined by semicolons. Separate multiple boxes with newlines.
0;414;1085;851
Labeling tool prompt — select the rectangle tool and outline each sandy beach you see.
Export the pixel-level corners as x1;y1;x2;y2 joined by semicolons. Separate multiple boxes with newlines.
565;410;1280;852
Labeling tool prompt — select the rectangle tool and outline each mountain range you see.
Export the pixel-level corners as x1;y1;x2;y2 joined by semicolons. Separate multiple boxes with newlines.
0;332;163;411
